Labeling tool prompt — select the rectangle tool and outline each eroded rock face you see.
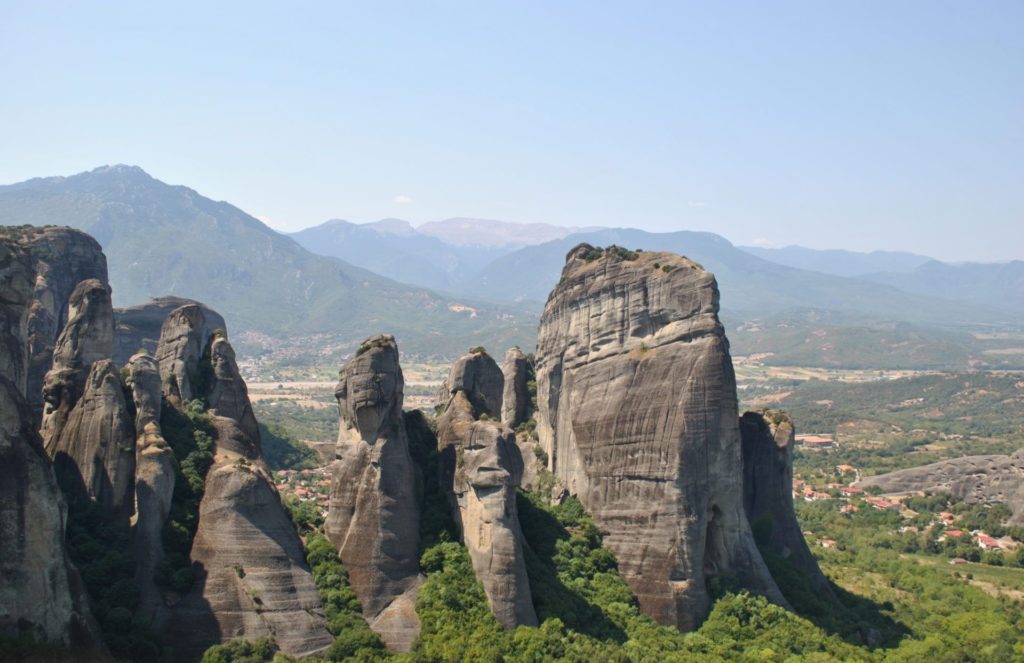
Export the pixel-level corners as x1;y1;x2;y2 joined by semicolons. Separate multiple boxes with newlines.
438;350;504;417
437;353;537;629
0;377;95;646
46;359;136;515
18;227;108;419
534;244;786;631
114;296;226;368
0;239;35;394
166;449;333;662
325;335;422;651
207;336;260;454
740;411;834;597
156;304;211;402
858;450;1024;527
39;279;114;448
500;347;531;429
128;351;176;622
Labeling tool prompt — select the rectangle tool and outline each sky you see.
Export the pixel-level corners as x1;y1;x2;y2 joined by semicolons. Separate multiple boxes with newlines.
1;1;1021;262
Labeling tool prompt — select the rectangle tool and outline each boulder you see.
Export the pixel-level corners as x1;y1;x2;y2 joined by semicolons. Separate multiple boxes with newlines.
325;335;422;651
114;296;225;368
207;335;260;454
534;244;787;631
156;304;211;403
437;349;504;418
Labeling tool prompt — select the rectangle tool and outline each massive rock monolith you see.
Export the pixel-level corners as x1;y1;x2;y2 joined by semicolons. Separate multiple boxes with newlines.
0;235;97;648
436;350;537;630
740;410;834;597
534;244;786;631
164;317;331;661
858;450;1024;527
325;335;423;651
207;335;260;451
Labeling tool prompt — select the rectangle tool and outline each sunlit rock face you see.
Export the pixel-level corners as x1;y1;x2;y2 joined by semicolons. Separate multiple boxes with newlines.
535;244;787;631
500;346;531;429
436;350;538;630
325;335;423;651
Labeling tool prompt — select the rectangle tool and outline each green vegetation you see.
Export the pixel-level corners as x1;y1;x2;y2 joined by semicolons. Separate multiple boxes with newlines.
200;637;278;663
159;398;216;593
252;400;336;447
260;422;319;471
469;345;487;355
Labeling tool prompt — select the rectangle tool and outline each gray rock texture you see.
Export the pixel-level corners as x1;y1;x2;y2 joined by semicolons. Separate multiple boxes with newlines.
858;450;1024;527
166;332;331;660
166;452;333;662
0;239;35;394
207;335;260;454
39;279;114;448
534;244;787;631
17;227;108;419
438;349;504;417
46;359;136;516
325;335;423;651
156;303;212;403
740;410;834;597
114;296;225;368
437;352;537;629
128;351;176;623
500;347;531;429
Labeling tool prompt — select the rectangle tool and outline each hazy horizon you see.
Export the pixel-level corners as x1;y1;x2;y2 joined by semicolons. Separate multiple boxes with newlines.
3;2;1021;262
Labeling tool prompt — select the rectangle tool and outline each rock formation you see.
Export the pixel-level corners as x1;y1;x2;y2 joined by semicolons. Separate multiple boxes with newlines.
207;335;260;452
114;296;225;367
500;346;531;429
156;303;213;403
18;227;108;419
858;450;1024;527
325;335;423;651
128;351;176;622
437;351;537;629
438;349;504;418
0;234;97;648
163;315;331;661
39;279;114;448
45;359;136;515
740;410;834;597
534;244;787;631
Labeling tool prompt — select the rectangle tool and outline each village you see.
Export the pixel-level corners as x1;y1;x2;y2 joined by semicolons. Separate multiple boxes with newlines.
274;466;333;519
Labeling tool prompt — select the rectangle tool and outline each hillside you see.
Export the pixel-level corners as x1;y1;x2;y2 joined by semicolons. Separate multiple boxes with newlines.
0;166;536;357
865;260;1024;316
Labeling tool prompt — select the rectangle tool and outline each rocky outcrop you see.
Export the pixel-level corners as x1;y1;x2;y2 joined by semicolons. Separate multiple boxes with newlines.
858;450;1024;527
0;233;97;648
166;330;331;660
437;352;537;629
166;451;333;662
740;411;834;597
156;304;213;402
114;296;225;368
207;336;260;454
128;351;176;622
39;279;114;448
500;347;531;428
534;244;786;631
18;227;108;419
437;349;504;417
46;359;136;516
325;335;422;651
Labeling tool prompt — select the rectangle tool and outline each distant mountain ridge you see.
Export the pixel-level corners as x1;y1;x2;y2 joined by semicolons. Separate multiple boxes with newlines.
740;245;933;277
0;165;537;357
416;216;602;247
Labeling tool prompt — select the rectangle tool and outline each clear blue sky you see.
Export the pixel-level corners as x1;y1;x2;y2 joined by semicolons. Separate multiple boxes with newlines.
2;1;1021;261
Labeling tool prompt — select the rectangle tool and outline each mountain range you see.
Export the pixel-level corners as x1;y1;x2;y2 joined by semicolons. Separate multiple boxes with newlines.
1;165;1020;366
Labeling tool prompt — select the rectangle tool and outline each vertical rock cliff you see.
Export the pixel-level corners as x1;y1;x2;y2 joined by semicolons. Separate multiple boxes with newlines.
325;335;423;651
113;296;225;367
436;350;537;629
534;244;787;631
740;410;835;597
163;312;331;661
0;234;97;648
500;346;531;429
